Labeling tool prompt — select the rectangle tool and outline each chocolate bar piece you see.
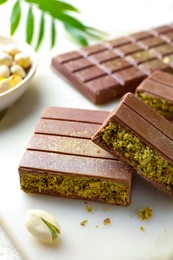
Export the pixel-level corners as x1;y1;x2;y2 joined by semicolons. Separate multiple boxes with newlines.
136;71;173;119
92;93;173;198
52;23;173;104
18;107;133;205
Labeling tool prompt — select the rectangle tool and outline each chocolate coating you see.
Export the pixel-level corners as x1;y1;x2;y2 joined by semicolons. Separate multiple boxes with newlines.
92;93;173;198
52;23;173;104
138;36;165;50
135;71;173;118
19;107;133;205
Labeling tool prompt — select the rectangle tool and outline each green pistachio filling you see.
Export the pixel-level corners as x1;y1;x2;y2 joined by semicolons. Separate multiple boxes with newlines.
101;123;173;190
20;173;129;205
137;92;173;118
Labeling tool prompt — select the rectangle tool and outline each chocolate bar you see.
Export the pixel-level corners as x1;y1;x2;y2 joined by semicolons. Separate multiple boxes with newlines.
18;107;133;205
52;23;173;104
136;71;173;119
92;93;173;197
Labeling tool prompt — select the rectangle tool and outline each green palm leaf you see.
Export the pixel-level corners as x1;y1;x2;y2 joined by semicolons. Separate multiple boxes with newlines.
0;0;106;50
51;19;56;48
10;0;21;35
0;0;7;4
26;0;79;12
38;7;85;31
35;13;45;50
64;24;88;46
26;6;34;44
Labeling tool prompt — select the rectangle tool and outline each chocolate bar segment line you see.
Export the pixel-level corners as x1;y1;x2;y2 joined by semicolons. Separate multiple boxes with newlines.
114;102;173;163
41;107;109;124
35;119;101;139
138;59;172;75
114;43;143;57
54;51;82;64
19;150;132;205
52;23;173;104
63;58;93;73
135;71;173;119
122;88;173;139
19;107;133;205
136;79;173;102
150;25;173;35
20;150;129;180
138;36;166;50
27;134;115;159
92;93;173;197
148;70;173;87
127;31;153;42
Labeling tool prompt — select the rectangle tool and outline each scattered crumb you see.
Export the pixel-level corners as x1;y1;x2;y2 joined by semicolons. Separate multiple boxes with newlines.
138;207;153;221
103;208;110;212
130;215;133;218
95;225;99;228
87;205;92;212
84;201;88;204
140;226;144;232
97;150;100;153
80;220;88;226
103;218;111;225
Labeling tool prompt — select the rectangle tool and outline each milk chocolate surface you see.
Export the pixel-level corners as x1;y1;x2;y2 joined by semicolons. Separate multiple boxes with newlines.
92;93;173;197
19;107;133;205
52;23;173;104
136;71;173;119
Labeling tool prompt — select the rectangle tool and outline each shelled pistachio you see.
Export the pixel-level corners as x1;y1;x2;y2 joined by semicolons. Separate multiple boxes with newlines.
0;43;32;94
25;209;61;243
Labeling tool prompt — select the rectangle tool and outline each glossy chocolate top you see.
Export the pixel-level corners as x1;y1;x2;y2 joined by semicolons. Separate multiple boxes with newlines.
52;23;173;104
93;93;173;165
19;107;132;182
136;71;173;103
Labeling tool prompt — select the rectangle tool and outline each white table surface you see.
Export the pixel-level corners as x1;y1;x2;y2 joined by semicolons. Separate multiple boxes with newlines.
1;0;173;259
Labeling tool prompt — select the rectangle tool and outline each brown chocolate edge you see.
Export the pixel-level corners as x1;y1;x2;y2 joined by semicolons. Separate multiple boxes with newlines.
51;57;118;105
19;106;133;205
135;76;173;105
51;57;98;104
40;106;109;125
94;92;173;153
92;93;173;198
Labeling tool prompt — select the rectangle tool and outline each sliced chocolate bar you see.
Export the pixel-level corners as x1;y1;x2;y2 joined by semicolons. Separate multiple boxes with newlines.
136;71;173;119
19;107;133;205
52;23;173;104
92;93;173;198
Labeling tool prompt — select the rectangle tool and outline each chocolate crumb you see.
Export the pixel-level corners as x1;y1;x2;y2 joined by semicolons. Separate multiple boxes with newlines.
103;218;111;225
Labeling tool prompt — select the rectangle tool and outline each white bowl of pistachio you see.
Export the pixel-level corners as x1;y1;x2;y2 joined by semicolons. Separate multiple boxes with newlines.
0;35;37;112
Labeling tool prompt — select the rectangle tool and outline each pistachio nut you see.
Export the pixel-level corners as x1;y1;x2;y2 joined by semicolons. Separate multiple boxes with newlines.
25;209;61;243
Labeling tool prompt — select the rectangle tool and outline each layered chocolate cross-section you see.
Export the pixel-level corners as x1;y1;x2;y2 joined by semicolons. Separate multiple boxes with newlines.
136;71;173;119
19;107;133;205
52;23;173;104
92;93;173;198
